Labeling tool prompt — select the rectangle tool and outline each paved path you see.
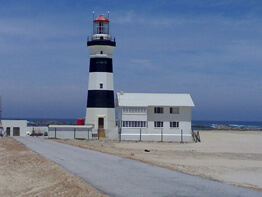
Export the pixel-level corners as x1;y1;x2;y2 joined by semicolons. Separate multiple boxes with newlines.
14;137;262;197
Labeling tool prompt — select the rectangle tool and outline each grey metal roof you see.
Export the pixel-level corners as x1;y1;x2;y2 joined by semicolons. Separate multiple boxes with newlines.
116;92;195;107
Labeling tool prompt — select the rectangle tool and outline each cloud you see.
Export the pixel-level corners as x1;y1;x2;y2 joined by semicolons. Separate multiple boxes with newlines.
130;59;152;68
112;10;137;24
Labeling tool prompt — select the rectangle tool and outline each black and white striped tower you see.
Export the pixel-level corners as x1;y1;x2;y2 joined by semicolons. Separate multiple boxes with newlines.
85;14;116;137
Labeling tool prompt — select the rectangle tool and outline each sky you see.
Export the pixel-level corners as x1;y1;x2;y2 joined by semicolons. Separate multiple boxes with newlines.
0;0;262;121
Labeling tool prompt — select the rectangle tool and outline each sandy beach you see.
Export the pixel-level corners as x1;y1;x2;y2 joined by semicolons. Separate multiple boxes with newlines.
0;137;108;197
52;130;262;191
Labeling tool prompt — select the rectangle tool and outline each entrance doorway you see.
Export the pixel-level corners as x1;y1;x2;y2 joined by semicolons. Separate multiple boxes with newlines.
98;117;106;138
13;127;20;136
6;127;10;136
98;118;104;129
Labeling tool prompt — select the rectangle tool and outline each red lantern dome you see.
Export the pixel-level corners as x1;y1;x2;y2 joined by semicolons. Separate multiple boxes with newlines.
94;15;109;22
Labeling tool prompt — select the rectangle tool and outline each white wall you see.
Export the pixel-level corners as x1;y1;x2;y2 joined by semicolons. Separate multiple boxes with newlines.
147;106;192;137
118;107;147;121
121;114;147;121
88;73;114;90
147;121;192;134
147;106;191;122
2;120;28;136
85;108;116;131
120;127;192;142
117;106;193;142
88;45;115;58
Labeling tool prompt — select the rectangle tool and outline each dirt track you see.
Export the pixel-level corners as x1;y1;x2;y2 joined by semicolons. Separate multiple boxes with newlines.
0;137;107;197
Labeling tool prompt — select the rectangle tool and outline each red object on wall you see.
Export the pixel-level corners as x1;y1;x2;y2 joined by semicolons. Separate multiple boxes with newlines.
77;118;85;125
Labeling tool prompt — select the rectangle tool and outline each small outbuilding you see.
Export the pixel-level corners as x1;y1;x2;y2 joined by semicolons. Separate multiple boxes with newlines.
116;92;195;142
1;120;28;136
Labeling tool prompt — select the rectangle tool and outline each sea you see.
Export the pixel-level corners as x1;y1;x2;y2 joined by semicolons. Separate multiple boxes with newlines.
192;120;262;130
2;118;262;130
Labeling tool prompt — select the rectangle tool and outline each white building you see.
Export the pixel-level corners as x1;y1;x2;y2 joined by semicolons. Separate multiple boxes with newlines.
116;92;195;142
1;120;28;136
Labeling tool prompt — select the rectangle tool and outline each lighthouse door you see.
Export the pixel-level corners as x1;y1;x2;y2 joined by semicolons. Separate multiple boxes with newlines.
98;118;106;138
98;118;104;129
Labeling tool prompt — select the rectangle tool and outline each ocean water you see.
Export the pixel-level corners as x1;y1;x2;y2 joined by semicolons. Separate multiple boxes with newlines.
2;118;262;130
192;120;262;130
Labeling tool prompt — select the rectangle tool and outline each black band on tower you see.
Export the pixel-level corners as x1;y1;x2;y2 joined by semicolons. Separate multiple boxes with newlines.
87;90;115;108
89;58;113;73
87;40;116;47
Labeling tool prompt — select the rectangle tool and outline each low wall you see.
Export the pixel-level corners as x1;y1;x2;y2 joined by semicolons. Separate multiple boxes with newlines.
119;128;193;142
48;125;93;139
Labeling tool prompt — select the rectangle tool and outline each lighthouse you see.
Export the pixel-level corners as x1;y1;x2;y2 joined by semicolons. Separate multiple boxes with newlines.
85;14;116;137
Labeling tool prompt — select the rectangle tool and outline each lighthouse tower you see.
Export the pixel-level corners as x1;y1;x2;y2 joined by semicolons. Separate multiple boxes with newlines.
85;14;116;137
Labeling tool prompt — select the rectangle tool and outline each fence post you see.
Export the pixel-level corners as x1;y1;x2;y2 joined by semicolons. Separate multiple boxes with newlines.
140;128;142;141
180;129;184;143
197;131;201;142
98;129;99;140
74;128;76;139
161;128;163;142
55;128;57;139
119;127;121;142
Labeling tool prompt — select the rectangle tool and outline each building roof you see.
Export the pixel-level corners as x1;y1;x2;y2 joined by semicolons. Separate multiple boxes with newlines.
116;92;195;107
94;15;109;22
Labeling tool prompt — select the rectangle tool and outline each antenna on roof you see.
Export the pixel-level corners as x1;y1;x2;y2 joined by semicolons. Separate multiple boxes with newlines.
108;11;110;19
92;11;95;35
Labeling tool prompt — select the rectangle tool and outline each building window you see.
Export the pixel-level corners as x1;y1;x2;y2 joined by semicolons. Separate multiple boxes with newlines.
154;121;163;128
122;107;147;114
170;121;179;128
154;107;163;114
100;51;103;54
100;83;103;89
122;121;147;128
170;107;179;114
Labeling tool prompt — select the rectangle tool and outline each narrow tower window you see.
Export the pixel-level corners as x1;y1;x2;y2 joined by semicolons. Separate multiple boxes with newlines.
100;83;103;89
100;51;103;54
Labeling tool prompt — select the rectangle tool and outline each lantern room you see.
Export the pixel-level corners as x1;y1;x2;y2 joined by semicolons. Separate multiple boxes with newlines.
93;15;109;35
88;13;115;46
